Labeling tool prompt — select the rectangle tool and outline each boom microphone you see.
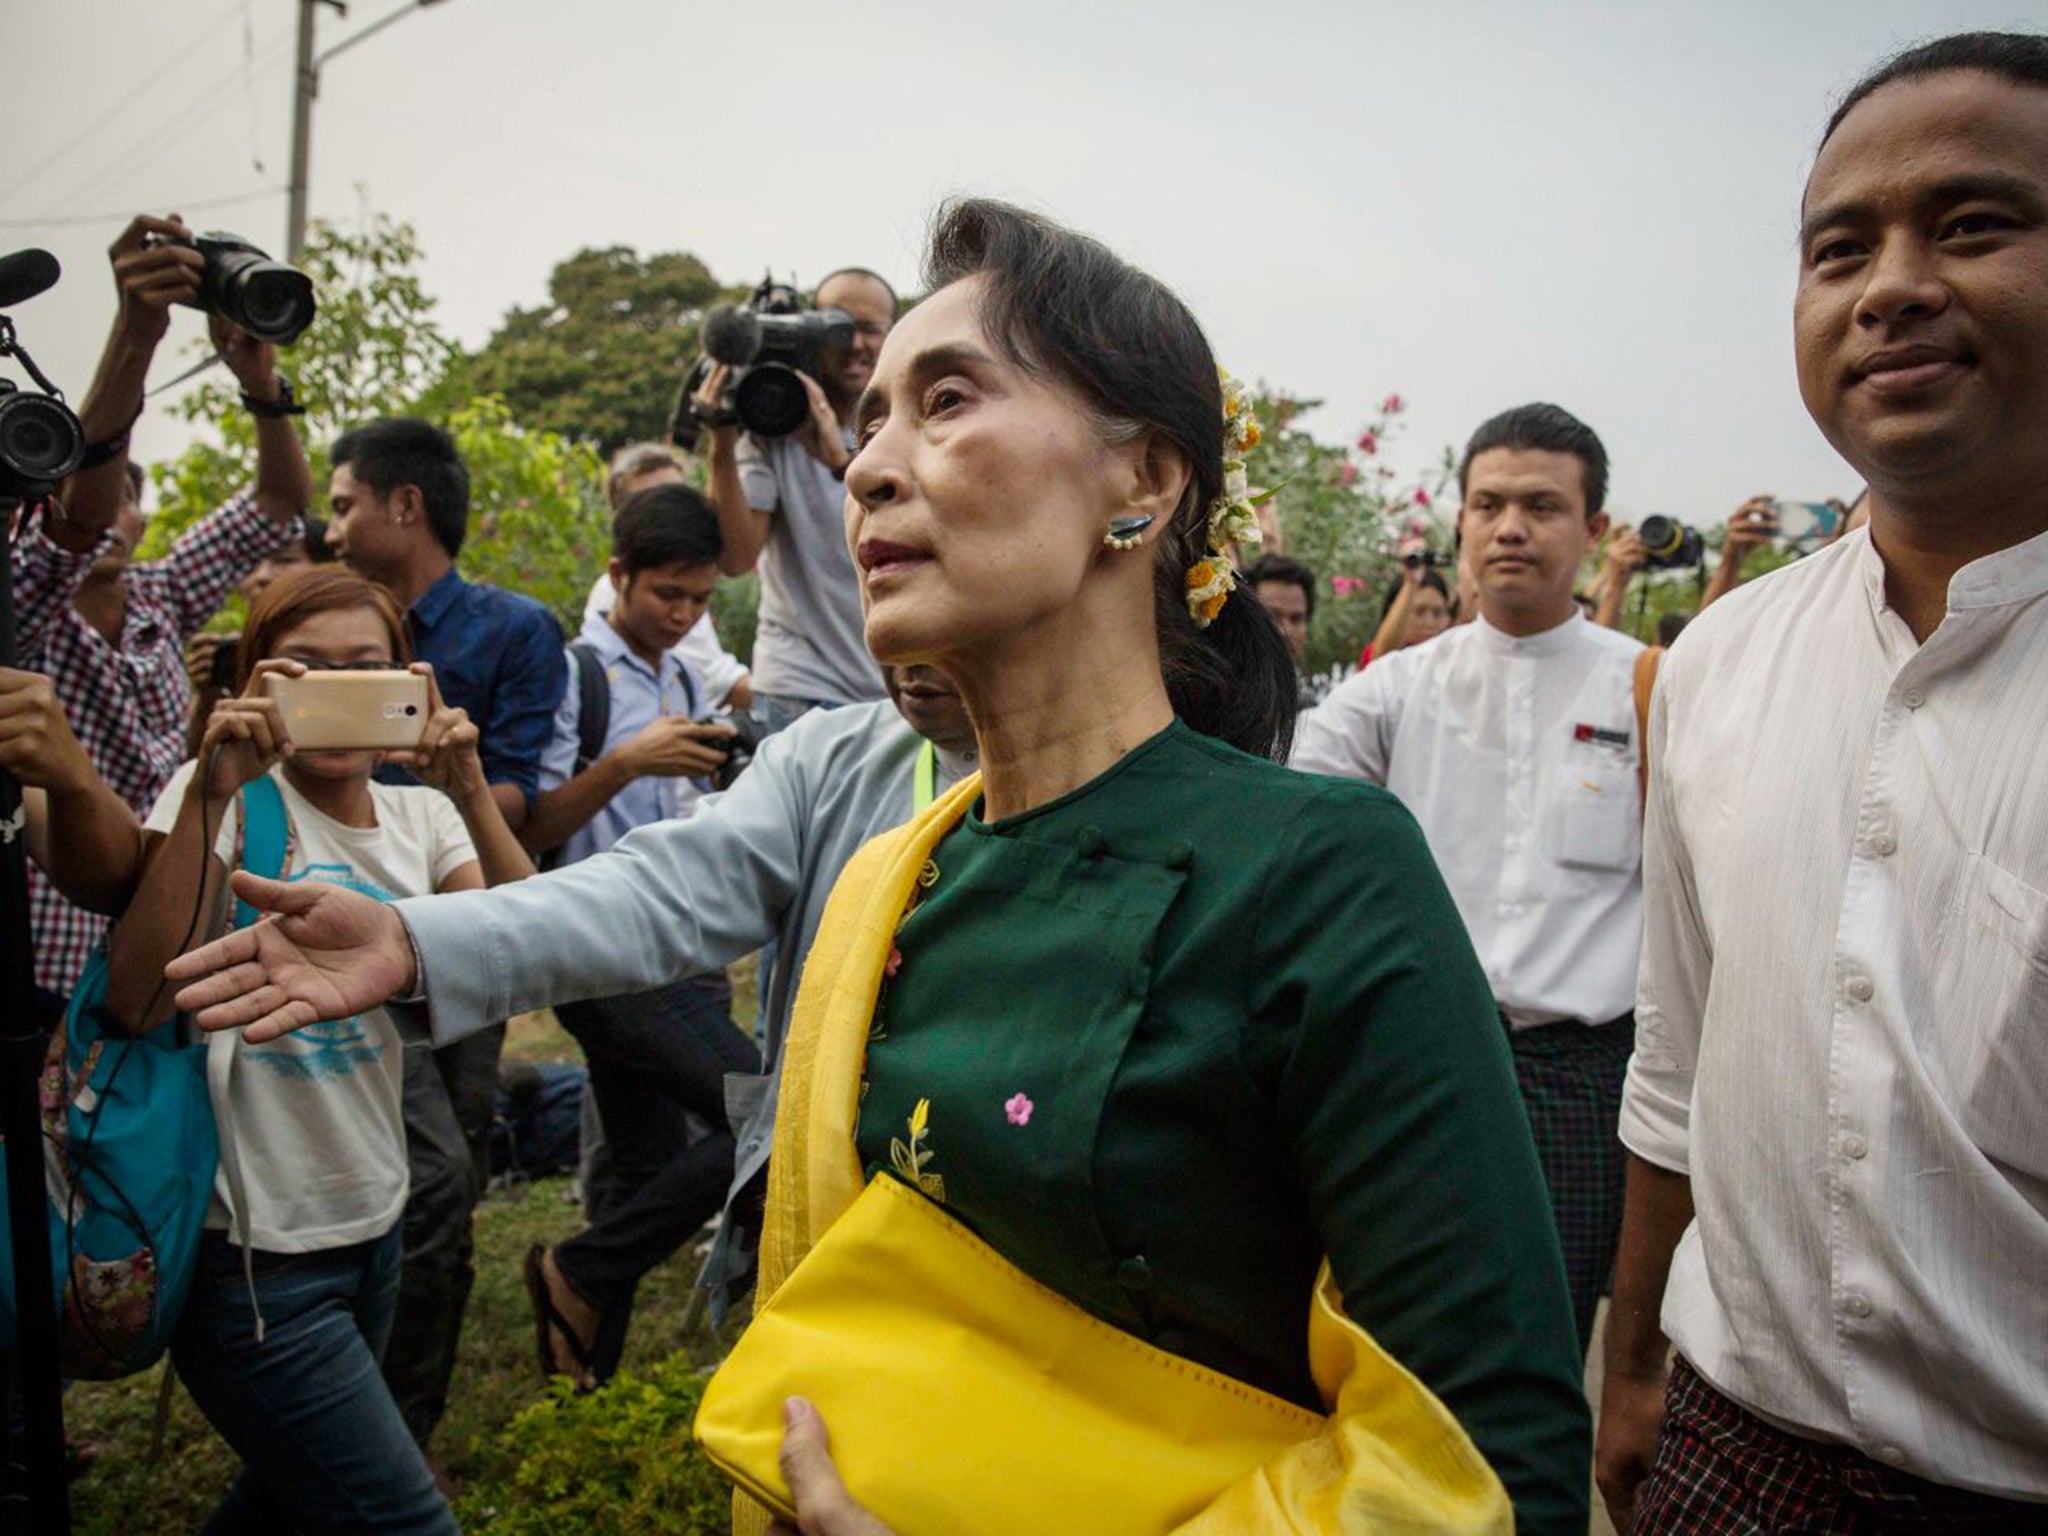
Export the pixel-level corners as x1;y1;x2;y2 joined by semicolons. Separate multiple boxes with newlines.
0;249;60;309
702;304;762;366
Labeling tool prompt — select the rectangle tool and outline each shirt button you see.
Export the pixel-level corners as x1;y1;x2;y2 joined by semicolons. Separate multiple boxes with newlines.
1842;1132;1869;1160
1869;832;1897;857
1846;975;1875;1003
1116;1256;1153;1293
1902;688;1927;709
1878;1445;1906;1467
1845;1292;1874;1319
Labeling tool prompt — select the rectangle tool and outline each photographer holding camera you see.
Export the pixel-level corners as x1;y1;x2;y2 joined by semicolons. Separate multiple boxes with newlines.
1592;495;1783;631
11;212;314;1008
1361;535;1455;664
697;269;897;732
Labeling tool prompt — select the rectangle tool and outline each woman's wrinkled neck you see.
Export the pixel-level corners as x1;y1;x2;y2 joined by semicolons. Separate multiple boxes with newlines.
943;598;1173;823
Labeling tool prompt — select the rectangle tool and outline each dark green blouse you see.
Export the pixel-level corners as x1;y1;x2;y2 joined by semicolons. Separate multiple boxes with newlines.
853;722;1589;1534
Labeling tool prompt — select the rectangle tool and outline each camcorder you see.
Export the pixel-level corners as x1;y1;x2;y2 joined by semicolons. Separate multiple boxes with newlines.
146;230;317;346
1401;549;1449;571
702;709;761;792
1637;514;1705;572
0;247;85;501
673;275;855;446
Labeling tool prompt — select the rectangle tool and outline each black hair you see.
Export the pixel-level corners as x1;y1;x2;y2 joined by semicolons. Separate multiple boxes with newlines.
298;513;336;563
1377;567;1451;624
613;482;723;576
815;266;900;313
1242;553;1317;623
329;417;471;559
1823;32;2048;146
1457;402;1609;518
1656;611;1693;648
923;198;1297;762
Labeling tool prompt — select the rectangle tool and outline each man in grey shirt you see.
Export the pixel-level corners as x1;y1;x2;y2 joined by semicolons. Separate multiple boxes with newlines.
704;269;898;729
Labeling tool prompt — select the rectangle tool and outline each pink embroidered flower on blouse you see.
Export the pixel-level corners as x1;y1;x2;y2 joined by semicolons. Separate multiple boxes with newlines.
1004;1093;1034;1127
885;946;903;978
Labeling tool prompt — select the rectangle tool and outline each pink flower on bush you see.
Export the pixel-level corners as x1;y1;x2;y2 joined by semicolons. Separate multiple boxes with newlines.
1382;392;1405;413
1330;575;1369;596
1355;430;1379;456
1005;1093;1034;1127
1334;461;1359;488
1413;488;1432;509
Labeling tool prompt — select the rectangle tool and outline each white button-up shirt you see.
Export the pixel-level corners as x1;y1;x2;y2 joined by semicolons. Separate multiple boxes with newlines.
1293;610;1646;1027
1621;526;2048;1501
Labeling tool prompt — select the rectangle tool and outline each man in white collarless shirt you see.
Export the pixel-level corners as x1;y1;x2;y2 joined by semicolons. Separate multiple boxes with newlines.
1597;32;2048;1533
1294;403;1647;1356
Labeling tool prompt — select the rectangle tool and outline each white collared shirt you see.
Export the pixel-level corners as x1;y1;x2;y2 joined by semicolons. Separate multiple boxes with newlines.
1622;526;2048;1500
1293;609;1645;1026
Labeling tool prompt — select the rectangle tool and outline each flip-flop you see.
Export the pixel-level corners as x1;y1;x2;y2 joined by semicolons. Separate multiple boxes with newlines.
522;1243;598;1390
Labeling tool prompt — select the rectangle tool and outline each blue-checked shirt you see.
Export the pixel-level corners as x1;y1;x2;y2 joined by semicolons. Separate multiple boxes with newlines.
376;567;563;809
536;612;706;867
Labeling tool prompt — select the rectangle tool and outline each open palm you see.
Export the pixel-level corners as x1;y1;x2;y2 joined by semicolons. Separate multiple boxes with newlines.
166;872;416;1042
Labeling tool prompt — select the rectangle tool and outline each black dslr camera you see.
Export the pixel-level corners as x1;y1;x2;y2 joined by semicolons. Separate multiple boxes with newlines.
674;275;855;445
704;709;761;792
148;230;316;346
1637;514;1705;572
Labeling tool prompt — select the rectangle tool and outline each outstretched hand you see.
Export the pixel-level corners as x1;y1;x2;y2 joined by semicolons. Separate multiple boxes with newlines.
166;872;417;1042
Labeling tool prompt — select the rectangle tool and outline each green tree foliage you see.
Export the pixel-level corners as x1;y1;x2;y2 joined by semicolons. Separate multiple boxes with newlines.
1242;389;1454;676
467;246;733;455
141;215;607;632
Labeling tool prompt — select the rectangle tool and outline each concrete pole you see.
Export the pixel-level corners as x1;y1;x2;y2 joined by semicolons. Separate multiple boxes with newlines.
285;0;318;262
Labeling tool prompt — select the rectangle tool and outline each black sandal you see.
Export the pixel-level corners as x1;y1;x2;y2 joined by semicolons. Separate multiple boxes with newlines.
522;1243;598;1390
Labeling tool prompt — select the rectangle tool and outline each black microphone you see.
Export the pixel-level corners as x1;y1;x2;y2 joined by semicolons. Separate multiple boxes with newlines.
702;304;762;366
0;248;60;309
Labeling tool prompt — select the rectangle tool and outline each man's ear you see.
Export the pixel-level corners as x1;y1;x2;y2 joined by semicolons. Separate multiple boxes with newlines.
390;484;426;528
608;557;628;595
1587;510;1612;544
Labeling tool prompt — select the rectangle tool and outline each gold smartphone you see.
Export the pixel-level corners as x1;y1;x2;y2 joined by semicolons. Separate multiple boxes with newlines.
262;670;430;751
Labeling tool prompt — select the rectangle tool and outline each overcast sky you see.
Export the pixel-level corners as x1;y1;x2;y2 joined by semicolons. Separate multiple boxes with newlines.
7;0;2038;533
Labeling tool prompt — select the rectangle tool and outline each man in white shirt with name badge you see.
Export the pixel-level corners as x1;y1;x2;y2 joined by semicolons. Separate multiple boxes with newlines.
1295;403;1647;1359
1598;31;2048;1534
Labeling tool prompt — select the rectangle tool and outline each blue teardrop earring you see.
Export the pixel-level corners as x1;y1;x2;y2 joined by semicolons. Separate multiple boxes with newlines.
1103;513;1155;552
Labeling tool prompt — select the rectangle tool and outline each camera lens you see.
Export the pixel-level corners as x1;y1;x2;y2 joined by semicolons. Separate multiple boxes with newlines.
1638;515;1682;558
0;390;85;482
735;365;812;438
239;269;315;341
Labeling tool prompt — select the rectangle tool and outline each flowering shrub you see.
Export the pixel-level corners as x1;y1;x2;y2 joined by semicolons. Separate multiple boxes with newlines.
1243;388;1453;674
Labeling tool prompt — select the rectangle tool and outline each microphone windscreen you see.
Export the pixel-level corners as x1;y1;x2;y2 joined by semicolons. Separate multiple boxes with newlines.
702;305;761;366
0;248;61;308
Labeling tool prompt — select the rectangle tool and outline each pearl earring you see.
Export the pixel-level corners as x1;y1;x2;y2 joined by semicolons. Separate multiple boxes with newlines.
1103;513;1155;551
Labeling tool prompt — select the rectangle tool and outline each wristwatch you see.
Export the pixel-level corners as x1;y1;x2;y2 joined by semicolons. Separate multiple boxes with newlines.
242;375;306;418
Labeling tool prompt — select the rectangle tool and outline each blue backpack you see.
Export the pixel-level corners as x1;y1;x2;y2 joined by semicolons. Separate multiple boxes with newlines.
0;773;289;1379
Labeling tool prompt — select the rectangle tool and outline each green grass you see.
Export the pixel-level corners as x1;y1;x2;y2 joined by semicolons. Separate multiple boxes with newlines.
65;963;759;1534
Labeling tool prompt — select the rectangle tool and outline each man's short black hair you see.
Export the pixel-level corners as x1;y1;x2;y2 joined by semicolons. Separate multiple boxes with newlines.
330;417;470;559
815;266;899;312
1823;32;2048;147
614;483;723;577
1458;403;1609;518
1243;553;1316;623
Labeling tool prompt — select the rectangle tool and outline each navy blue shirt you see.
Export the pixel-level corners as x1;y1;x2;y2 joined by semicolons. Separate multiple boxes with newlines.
378;567;564;808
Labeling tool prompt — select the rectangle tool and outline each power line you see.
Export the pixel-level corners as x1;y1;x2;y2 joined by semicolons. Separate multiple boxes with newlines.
0;186;288;232
44;28;296;219
0;0;253;205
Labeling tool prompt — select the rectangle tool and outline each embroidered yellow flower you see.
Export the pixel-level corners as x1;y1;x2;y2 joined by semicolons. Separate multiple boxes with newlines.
890;1097;946;1202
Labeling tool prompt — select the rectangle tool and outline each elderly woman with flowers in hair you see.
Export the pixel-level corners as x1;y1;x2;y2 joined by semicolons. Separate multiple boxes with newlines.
167;201;1588;1534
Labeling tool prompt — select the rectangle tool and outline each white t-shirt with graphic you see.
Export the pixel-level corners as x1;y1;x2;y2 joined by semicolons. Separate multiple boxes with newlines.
144;762;478;1253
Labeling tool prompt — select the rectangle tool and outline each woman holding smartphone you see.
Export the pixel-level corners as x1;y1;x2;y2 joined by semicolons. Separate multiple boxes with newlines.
109;564;532;1535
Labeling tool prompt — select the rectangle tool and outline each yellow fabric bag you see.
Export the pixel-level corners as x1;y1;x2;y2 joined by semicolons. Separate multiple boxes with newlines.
694;775;1512;1535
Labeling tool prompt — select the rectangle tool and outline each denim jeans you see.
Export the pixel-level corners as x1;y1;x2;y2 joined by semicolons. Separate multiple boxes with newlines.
554;974;759;1377
172;1225;457;1535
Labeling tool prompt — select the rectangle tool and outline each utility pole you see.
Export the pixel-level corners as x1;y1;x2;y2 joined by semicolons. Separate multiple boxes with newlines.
284;0;449;263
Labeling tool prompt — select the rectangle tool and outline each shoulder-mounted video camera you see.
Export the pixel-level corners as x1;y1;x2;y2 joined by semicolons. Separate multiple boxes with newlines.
672;274;855;447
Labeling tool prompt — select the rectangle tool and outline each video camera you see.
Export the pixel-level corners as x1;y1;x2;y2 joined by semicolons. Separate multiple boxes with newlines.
1637;514;1705;572
0;249;84;501
145;230;316;346
674;275;855;446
